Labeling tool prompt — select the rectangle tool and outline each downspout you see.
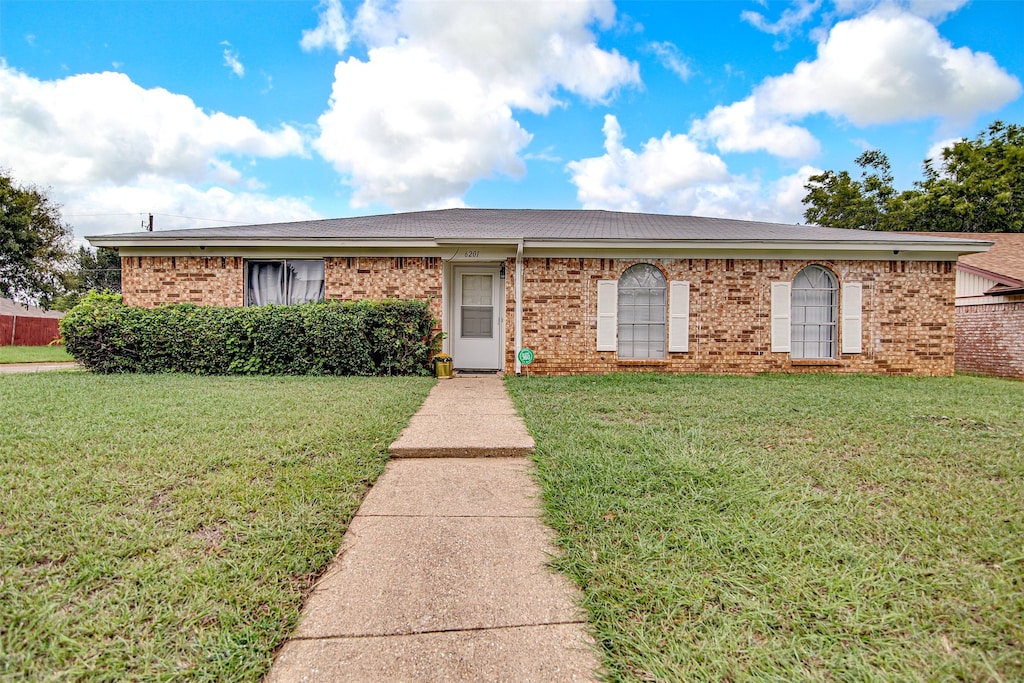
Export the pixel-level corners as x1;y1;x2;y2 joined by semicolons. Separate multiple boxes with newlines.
514;240;524;375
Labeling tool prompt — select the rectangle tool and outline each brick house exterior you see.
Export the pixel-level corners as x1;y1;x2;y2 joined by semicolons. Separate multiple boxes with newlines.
934;233;1024;380
91;209;988;378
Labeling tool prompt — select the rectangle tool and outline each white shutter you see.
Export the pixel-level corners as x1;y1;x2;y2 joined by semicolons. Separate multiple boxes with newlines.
771;281;791;353
841;282;863;354
596;280;617;351
668;281;690;353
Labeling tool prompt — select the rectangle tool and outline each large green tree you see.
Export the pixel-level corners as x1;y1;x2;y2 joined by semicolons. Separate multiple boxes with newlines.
0;172;74;307
803;121;1024;232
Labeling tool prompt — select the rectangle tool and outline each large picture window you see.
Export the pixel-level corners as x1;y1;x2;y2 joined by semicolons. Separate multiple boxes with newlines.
245;259;325;305
791;265;838;359
617;263;666;360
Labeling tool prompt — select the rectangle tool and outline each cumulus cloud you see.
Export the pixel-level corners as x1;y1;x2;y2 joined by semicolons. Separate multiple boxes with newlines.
313;0;639;210
0;62;315;238
73;178;321;236
566;115;814;222
0;64;303;190
300;0;350;54
695;8;1021;158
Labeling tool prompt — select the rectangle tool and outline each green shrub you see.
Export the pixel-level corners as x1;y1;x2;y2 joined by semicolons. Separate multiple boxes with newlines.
59;293;436;376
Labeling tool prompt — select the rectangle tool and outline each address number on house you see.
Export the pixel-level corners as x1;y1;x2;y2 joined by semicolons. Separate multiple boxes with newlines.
462;250;481;258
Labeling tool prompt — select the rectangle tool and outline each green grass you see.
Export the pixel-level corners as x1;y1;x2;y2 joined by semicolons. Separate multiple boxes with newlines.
0;345;74;363
0;373;433;681
507;373;1024;682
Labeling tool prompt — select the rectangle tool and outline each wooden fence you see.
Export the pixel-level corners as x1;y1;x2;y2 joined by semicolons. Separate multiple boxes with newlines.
0;314;62;346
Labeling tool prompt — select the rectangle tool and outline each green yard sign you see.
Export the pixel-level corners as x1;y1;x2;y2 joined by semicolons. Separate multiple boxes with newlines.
517;348;535;365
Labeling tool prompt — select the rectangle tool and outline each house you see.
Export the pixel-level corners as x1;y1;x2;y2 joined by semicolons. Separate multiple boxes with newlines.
0;298;64;346
87;208;989;377
939;233;1024;379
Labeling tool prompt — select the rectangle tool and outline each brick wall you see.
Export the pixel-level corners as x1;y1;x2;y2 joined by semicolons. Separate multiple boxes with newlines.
122;256;244;307
955;302;1024;379
123;254;957;377
122;255;443;320
506;257;957;377
325;256;443;321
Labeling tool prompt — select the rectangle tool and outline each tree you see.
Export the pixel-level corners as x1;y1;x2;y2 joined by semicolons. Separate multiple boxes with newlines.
51;246;122;311
803;121;1024;232
0;172;74;307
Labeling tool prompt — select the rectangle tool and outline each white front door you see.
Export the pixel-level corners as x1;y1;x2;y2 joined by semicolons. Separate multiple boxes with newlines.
452;266;503;370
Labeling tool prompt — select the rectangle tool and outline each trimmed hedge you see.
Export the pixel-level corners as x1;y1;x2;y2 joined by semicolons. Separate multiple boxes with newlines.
59;293;437;376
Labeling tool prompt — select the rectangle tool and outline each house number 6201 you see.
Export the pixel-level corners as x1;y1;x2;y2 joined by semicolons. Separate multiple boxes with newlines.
463;250;480;258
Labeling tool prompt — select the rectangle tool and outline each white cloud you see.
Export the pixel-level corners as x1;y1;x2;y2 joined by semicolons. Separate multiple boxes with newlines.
648;41;691;81
300;0;350;54
0;62;314;239
691;97;820;159
314;0;639;210
566;115;820;223
741;0;822;37
73;177;321;237
221;42;245;77
694;8;1021;159
0;64;303;191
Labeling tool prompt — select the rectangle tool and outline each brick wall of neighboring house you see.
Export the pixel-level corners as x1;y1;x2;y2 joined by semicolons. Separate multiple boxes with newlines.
121;256;244;307
325;256;444;321
506;257;957;377
955;302;1024;379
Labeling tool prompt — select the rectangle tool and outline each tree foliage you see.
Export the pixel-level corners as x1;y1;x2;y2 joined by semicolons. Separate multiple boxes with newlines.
51;246;122;311
803;121;1024;232
0;171;74;306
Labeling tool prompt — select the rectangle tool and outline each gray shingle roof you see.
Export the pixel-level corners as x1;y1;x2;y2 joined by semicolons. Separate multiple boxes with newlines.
87;208;989;249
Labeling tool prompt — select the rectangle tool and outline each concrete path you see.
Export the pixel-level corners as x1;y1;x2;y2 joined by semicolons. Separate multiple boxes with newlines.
267;375;600;682
0;362;81;374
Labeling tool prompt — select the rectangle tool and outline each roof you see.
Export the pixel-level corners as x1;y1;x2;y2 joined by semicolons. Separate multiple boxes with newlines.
930;233;1024;295
0;298;65;318
88;208;990;254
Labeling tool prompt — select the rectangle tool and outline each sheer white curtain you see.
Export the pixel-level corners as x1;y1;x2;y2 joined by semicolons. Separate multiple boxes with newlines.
245;260;324;305
246;262;286;305
791;266;837;359
287;261;325;304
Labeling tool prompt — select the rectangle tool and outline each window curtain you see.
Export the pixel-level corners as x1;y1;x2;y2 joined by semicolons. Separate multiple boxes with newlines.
791;266;837;359
246;260;324;305
287;260;325;304
246;261;286;306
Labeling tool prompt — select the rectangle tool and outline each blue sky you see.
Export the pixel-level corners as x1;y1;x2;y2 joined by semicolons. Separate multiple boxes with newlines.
1;0;1021;243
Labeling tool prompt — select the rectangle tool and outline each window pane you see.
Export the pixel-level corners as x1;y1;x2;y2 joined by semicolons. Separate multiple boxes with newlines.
617;264;667;360
462;275;492;306
287;260;325;304
246;261;286;305
461;306;492;338
791;265;838;359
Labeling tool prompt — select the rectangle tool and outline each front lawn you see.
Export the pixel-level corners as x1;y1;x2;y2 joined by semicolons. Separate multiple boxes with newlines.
507;373;1024;682
0;344;73;363
0;373;432;680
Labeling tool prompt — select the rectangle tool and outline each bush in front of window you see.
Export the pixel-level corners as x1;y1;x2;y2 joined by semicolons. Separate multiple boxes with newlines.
60;293;436;376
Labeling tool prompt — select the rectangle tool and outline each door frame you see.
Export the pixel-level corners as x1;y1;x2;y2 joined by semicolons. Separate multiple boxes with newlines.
447;263;505;371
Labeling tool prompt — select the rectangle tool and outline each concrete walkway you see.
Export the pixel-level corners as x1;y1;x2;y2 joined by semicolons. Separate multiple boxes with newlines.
0;361;81;374
267;375;600;682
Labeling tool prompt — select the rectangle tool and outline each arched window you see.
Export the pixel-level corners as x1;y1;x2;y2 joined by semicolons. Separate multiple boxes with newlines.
791;265;838;359
618;264;666;359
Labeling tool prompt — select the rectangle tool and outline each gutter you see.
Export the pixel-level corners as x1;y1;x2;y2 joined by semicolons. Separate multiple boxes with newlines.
514;240;524;375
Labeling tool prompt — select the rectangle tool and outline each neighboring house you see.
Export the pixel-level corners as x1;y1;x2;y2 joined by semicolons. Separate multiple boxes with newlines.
88;208;989;377
0;298;64;346
938;233;1024;380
